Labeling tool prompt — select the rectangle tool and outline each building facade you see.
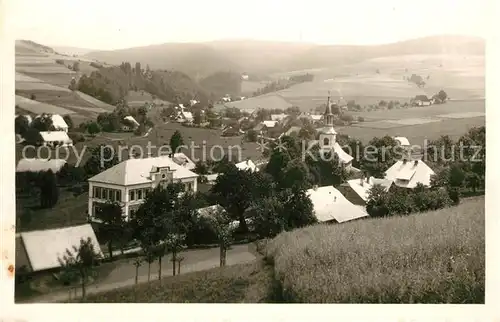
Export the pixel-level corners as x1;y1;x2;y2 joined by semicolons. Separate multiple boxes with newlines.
88;156;198;221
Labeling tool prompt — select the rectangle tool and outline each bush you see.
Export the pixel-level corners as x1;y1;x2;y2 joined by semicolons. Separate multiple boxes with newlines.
90;62;102;69
357;116;365;122
68;132;85;143
55;59;65;65
30;94;36;100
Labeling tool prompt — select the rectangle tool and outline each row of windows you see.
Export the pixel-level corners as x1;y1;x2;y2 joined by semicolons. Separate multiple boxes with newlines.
129;188;151;201
93;187;122;202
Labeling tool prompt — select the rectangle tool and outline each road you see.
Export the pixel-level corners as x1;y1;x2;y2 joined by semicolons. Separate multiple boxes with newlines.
18;243;257;303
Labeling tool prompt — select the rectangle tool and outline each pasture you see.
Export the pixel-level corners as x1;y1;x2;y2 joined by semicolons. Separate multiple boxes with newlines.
265;196;484;303
76;91;115;111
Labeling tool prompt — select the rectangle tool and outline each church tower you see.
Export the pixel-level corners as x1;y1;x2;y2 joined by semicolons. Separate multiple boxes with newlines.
319;91;337;150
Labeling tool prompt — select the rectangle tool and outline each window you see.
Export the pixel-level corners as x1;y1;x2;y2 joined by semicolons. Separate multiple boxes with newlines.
323;137;330;146
103;189;108;200
161;173;166;179
93;187;98;198
137;189;143;200
186;182;192;191
116;190;121;202
130;190;135;201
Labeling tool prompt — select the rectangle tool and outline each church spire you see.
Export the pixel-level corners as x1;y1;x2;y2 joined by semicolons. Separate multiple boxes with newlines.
324;91;334;126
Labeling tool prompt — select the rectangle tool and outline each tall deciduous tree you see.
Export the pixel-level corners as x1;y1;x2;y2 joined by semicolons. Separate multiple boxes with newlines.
58;237;101;300
83;144;119;177
94;201;126;259
170;130;184;154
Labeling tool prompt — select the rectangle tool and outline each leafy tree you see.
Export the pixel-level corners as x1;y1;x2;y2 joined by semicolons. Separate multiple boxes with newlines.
193;110;203;125
94;201;126;259
86;121;101;136
437;90;448;102
205;207;233;267
360;136;400;178
31;114;54;132
58;237;101;300
426;135;455;165
69;77;77;91
63;115;74;130
245;129;258;142
211;165;273;233
131;183;186;280
39;169;59;208
170;130;184;154
366;184;390;217
83;144;119;177
72;61;80;72
15;115;30;136
298;122;316;140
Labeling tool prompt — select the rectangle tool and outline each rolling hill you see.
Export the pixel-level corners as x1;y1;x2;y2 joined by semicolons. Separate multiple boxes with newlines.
84;35;485;78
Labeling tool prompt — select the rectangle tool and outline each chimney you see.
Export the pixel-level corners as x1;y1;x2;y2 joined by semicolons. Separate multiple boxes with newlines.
313;185;318;191
360;178;364;186
403;159;407;164
334;196;337;202
414;160;419;166
366;176;370;184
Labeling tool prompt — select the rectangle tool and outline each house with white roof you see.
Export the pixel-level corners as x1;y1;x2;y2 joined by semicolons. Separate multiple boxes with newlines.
339;176;393;206
271;113;288;122
87;156;198;220
16;158;67;173
196;204;226;218
236;159;258;172
123;116;140;131
253;120;278;133
385;159;435;189
307;185;369;223
15;224;103;273
176;111;194;123
39;131;73;147
171;152;196;170
50;114;69;132
310;114;323;122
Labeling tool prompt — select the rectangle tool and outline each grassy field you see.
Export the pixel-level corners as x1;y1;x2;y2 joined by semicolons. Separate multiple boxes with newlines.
241;80;269;95
265;197;484;303
350;100;485;121
15;95;76;115
76;91;115;111
339;116;485;145
125;90;172;107
81;261;276;303
16;188;89;232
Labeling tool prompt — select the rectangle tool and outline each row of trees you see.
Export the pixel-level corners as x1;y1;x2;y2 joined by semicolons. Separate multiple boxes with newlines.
252;74;314;97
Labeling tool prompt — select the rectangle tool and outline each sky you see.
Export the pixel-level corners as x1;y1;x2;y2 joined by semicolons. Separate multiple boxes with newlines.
8;0;489;50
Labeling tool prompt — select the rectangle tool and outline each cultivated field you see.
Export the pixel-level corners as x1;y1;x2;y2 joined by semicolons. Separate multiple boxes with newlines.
339;116;485;145
76;91;115;111
15;95;76;115
265;197;485;303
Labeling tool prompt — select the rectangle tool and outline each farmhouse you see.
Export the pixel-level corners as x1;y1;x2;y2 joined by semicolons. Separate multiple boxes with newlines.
413;95;432;106
122;116;140;131
385;159;435;189
339;176;393;206
87;156;198;220
280;126;302;138
307;185;369;223
176;111;194;123
15;224;103;273
253;120;278;132
39;131;73;147
16;158;67;173
196;204;226;218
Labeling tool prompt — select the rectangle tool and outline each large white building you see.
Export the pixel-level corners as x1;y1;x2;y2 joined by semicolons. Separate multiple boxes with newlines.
88;156;198;221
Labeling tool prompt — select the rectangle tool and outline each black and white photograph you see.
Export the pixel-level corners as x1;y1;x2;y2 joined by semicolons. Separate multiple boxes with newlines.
0;0;495;312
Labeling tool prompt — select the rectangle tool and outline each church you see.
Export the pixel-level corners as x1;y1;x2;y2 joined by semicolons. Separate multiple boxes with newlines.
312;94;356;171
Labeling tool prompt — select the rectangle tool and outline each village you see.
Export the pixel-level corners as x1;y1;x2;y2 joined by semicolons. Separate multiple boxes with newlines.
9;21;486;304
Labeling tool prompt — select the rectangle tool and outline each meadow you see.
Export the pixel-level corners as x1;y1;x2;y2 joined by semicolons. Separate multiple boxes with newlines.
125;90;171;108
265;197;485;303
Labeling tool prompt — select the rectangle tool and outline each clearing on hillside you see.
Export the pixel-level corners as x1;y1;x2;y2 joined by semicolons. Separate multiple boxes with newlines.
265;197;484;303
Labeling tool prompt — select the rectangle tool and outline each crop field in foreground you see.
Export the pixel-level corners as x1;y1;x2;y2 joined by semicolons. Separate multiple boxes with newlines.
265;197;484;303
